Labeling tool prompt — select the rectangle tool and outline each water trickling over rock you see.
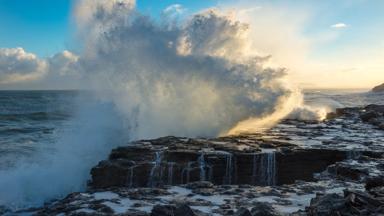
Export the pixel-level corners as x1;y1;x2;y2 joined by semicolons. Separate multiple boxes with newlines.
148;152;163;187
198;153;206;181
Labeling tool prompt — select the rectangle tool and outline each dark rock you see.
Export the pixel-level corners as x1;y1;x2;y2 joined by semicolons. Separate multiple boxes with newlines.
326;162;368;181
234;207;252;216
174;204;199;216
366;176;384;191
372;83;384;92
186;181;214;189
151;205;177;216
90;136;348;189
304;190;384;216
151;204;200;216
250;202;281;216
306;193;345;215
360;111;381;122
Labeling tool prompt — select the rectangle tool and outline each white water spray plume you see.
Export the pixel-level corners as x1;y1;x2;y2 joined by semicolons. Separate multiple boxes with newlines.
0;0;323;209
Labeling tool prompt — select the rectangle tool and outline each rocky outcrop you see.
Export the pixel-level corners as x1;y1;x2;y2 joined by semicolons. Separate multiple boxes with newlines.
10;104;384;216
326;104;384;130
90;136;348;189
372;83;384;92
303;190;384;216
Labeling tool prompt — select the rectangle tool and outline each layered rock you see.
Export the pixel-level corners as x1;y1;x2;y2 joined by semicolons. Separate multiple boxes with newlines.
9;104;384;216
90;136;349;189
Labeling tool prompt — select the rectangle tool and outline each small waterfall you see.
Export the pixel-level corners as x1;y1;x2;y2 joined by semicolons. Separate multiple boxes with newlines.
266;152;276;185
181;162;194;184
252;153;258;184
128;166;134;188
347;150;361;160
223;153;233;184
148;152;163;187
198;153;206;181
167;162;174;185
261;152;276;186
208;165;213;182
186;162;193;183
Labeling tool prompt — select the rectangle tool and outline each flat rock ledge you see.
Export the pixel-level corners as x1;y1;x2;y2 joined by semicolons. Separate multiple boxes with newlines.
89;136;348;189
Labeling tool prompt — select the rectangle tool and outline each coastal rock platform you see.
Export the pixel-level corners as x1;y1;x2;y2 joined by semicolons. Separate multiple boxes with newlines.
10;105;384;216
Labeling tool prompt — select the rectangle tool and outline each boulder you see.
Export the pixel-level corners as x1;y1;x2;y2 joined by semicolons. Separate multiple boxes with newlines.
234;207;252;216
250;202;281;216
151;204;200;216
305;190;384;216
151;205;177;216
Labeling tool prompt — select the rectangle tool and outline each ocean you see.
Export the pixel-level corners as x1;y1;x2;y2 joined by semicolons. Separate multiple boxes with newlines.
0;89;382;170
0;89;383;209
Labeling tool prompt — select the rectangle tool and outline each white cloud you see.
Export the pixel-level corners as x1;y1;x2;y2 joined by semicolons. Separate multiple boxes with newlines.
330;23;348;29
48;50;79;76
0;48;80;88
0;48;47;84
163;4;186;15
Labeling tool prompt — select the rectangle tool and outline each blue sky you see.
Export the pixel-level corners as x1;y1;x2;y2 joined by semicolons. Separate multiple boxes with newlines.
0;0;383;88
0;0;383;58
0;0;217;57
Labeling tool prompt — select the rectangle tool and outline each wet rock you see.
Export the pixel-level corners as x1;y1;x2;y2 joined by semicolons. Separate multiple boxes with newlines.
326;162;368;181
90;136;349;189
306;193;345;215
234;207;252;216
174;204;200;216
305;190;384;216
366;176;384;191
151;205;177;216
186;181;214;189
250;202;281;216
150;204;200;216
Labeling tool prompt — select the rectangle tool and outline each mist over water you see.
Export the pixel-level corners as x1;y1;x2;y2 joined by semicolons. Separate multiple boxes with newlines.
0;0;313;208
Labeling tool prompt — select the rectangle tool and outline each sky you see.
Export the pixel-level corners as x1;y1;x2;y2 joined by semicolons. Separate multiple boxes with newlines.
0;0;383;89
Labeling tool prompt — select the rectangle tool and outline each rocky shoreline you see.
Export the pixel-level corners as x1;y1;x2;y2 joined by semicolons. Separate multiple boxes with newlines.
5;105;384;216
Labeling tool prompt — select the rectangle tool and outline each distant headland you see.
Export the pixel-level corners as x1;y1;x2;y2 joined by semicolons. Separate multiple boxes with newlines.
372;83;384;92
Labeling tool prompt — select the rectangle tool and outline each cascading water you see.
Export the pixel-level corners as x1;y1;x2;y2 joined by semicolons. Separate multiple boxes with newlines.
223;153;233;184
181;161;194;184
198;153;206;181
167;162;175;185
256;152;277;186
347;150;361;160
265;152;277;186
148;152;162;187
127;166;134;188
252;153;258;184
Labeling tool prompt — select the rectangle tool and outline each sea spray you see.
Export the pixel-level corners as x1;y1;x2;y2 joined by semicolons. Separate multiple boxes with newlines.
0;0;302;209
0;96;128;208
75;0;301;138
